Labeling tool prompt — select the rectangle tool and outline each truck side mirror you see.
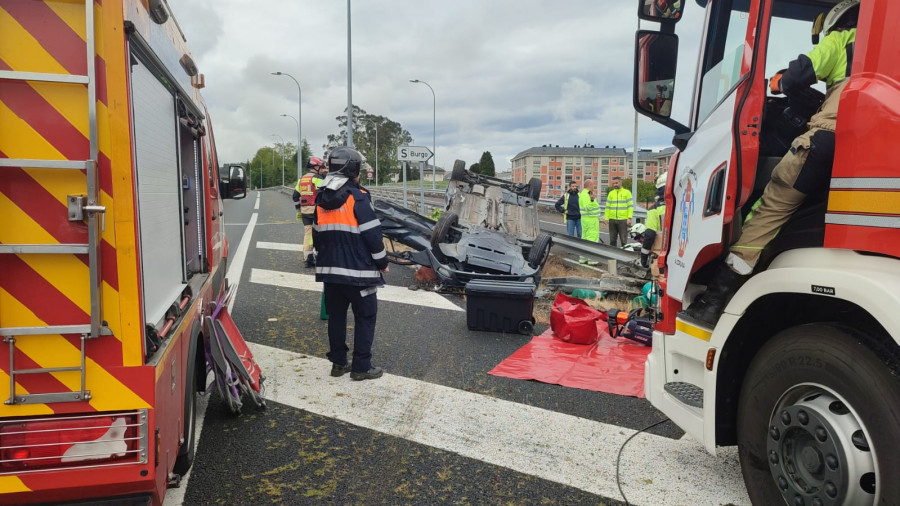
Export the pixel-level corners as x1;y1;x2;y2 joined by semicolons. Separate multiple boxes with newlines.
638;0;685;24
220;165;248;200
633;30;689;135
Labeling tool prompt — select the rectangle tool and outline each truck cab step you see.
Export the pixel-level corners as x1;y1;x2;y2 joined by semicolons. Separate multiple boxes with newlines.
664;381;703;408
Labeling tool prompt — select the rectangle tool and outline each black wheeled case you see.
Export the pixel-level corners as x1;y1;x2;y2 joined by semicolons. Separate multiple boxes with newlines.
464;279;536;335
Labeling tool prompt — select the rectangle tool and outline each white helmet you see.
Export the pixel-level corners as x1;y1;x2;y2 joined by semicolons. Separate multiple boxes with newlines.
629;223;647;239
655;172;667;189
814;0;860;43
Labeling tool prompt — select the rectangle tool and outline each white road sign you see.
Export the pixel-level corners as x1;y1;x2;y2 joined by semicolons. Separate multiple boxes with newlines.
397;145;433;162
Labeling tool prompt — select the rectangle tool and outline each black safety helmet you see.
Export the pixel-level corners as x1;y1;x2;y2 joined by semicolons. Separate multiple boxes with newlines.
327;147;365;179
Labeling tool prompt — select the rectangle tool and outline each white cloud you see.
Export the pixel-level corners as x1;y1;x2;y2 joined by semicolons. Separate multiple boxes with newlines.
168;0;703;170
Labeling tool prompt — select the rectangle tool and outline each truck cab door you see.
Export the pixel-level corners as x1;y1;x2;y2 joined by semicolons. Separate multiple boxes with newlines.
637;0;766;302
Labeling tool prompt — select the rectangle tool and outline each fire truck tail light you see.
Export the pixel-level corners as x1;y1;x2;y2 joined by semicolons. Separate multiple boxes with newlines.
0;411;148;473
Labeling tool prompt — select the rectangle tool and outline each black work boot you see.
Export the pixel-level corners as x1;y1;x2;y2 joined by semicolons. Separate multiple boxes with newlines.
680;263;749;327
304;256;316;268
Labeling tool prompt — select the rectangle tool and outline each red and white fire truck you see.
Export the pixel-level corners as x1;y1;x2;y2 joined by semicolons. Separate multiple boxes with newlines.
0;0;251;503
634;0;899;504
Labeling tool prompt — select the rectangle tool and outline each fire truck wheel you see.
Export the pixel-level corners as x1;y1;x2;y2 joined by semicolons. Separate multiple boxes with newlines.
173;332;201;475
737;324;900;506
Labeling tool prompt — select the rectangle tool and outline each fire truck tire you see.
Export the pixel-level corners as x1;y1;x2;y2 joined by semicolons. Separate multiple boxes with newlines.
173;331;201;475
736;324;900;506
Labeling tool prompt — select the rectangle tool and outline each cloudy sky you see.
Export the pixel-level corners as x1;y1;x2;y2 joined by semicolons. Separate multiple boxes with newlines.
169;1;703;171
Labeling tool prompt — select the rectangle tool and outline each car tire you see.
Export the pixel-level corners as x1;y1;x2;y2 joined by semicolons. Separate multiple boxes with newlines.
527;178;542;200
737;324;900;506
430;212;459;261
527;232;552;269
450;160;467;182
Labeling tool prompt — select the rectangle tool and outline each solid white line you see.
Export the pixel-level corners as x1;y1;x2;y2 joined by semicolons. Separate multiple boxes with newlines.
249;343;750;506
226;213;257;313
250;268;463;312
257;241;301;252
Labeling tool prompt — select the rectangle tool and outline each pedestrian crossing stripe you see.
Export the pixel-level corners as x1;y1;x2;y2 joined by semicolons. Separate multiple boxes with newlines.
248;343;750;506
249;268;464;312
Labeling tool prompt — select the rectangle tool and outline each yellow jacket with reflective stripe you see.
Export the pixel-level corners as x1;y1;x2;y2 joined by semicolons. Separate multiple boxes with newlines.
604;188;633;220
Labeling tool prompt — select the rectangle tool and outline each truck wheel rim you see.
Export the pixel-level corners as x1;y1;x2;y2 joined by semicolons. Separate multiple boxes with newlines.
767;384;877;506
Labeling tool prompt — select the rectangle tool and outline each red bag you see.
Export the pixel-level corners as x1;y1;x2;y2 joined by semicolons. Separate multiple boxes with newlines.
549;293;604;344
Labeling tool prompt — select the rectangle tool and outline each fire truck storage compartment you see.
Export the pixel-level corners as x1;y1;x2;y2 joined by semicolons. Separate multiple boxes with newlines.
132;54;203;327
178;100;206;277
465;280;536;335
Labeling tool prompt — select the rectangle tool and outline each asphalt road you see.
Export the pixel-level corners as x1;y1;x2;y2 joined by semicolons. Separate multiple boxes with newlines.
166;189;749;505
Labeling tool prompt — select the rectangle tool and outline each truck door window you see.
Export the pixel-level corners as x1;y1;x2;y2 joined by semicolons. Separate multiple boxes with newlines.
696;0;749;124
766;2;830;96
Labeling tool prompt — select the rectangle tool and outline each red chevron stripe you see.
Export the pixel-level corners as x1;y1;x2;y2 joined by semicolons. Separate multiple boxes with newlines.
0;255;149;406
0;152;119;291
0;81;89;160
0;255;126;369
0;166;89;244
2;0;87;76
0;348;87;414
95;54;108;106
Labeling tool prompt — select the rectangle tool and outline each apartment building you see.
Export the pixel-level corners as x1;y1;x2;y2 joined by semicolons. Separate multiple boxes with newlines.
510;145;675;198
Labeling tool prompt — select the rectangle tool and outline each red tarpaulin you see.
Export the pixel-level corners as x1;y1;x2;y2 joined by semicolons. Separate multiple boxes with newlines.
488;294;651;397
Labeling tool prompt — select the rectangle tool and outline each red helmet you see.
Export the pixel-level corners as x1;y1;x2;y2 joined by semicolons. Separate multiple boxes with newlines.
306;156;325;169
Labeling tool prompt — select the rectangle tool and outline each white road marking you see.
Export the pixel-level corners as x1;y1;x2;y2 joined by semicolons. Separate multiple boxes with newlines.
225;212;257;314
256;241;301;252
250;343;750;506
250;268;463;312
254;192;260;210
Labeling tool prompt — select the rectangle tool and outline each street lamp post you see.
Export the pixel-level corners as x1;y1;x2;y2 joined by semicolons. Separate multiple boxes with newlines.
271;134;285;187
363;117;378;186
280;114;299;180
410;79;436;189
271;72;302;180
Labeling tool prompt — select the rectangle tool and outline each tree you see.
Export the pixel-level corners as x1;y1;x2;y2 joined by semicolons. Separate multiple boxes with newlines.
478;151;495;176
469;162;481;174
324;105;413;184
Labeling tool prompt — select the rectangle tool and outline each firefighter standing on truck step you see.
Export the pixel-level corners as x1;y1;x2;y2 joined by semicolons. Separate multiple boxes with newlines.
294;156;328;268
683;0;860;326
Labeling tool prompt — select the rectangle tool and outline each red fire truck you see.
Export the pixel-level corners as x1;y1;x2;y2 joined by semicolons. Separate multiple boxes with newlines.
634;0;899;504
0;0;252;503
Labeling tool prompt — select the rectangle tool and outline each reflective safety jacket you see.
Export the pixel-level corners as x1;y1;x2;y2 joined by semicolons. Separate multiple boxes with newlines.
580;189;602;242
604;188;634;220
646;204;666;232
313;181;389;287
295;172;323;214
555;190;581;219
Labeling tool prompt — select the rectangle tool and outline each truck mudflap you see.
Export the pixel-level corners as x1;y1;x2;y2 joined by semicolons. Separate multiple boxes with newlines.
203;283;266;414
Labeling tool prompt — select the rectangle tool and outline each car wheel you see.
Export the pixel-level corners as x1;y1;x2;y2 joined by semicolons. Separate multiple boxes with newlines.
450;160;467;181
737;324;900;506
430;212;459;261
527;232;552;269
527;178;542;200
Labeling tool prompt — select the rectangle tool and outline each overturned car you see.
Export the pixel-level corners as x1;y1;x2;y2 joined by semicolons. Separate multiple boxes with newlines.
374;160;553;288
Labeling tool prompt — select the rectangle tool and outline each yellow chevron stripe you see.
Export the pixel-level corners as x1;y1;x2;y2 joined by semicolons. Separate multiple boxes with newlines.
0;476;31;493
2;296;150;411
0;371;54;418
676;318;712;342
0;7;67;75
828;190;900;215
0;102;65;164
45;0;88;42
